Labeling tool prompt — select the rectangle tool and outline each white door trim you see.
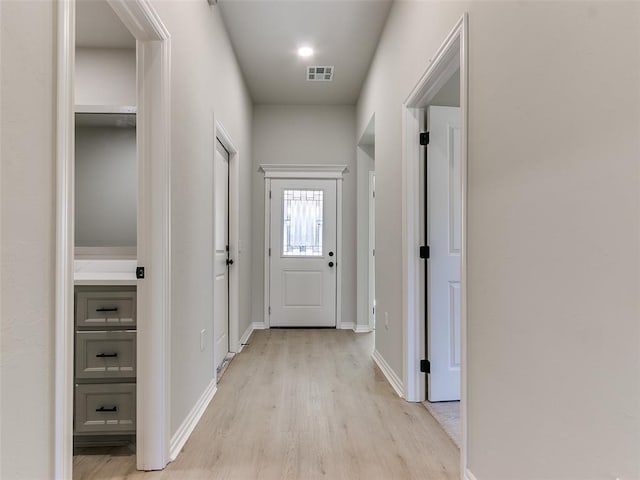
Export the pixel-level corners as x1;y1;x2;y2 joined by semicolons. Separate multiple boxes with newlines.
213;120;241;356
401;12;469;474
54;2;75;477
259;165;348;328
55;1;172;477
260;164;348;179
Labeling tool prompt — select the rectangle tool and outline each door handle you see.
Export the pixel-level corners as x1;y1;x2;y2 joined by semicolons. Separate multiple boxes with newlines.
95;406;118;413
226;258;234;266
328;261;334;268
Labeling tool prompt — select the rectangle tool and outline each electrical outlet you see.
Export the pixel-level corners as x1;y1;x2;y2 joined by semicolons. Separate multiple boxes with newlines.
200;329;206;351
384;312;389;330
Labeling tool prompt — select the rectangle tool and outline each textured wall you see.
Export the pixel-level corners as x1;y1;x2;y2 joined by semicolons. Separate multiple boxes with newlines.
1;1;56;477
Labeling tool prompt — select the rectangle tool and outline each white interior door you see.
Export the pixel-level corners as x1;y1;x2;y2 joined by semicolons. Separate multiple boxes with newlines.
214;139;229;371
368;172;376;330
427;106;461;402
269;179;337;327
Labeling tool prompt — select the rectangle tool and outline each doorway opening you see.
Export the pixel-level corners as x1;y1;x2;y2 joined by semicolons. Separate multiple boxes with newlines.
212;121;241;382
214;138;232;379
55;0;171;477
401;12;468;472
357;114;376;334
260;165;348;328
72;3;139;469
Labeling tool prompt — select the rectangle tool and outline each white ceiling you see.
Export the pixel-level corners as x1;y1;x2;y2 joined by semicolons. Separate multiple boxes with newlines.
218;0;392;105
76;0;135;49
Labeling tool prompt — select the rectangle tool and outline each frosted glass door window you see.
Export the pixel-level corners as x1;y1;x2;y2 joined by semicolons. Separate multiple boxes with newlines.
282;190;324;256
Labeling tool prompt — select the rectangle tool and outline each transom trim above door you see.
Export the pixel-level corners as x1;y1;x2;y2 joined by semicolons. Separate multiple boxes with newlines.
259;164;349;179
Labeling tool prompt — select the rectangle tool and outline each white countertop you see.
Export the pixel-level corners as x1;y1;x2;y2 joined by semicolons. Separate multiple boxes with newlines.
74;259;138;285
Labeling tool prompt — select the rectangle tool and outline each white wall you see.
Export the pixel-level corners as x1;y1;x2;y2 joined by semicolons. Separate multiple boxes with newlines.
75;125;137;247
147;0;253;437
0;1;56;478
252;105;356;328
357;2;640;479
75;47;136;106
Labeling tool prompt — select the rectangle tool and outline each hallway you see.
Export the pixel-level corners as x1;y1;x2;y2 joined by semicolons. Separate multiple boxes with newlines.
74;329;459;479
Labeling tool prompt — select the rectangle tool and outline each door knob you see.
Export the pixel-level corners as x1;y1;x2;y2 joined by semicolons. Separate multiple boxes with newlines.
328;261;334;268
226;259;234;266
329;251;334;257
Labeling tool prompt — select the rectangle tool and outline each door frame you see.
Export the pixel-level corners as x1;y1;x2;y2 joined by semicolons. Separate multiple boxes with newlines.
213;120;241;358
259;164;348;328
55;1;172;476
400;12;469;474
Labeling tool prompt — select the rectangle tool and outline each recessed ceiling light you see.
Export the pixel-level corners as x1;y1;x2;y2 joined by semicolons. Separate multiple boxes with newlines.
297;46;314;58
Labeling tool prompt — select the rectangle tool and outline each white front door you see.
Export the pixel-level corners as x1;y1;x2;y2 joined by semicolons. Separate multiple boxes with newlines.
213;139;230;371
269;179;337;327
427;106;461;402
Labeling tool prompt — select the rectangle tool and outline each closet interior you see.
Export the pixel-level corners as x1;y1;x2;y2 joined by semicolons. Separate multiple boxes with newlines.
73;0;139;456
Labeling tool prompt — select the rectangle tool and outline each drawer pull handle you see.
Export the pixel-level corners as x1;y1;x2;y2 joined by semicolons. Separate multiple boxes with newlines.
96;352;118;358
96;307;118;312
96;406;118;413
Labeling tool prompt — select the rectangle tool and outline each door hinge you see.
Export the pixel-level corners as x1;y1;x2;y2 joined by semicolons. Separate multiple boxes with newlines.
136;266;145;279
373;191;375;198
420;359;430;373
268;306;271;315
269;190;272;199
419;131;430;146
268;247;271;256
419;245;430;259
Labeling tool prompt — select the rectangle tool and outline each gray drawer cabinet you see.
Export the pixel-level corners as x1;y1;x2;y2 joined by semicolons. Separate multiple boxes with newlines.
75;383;136;434
74;286;137;442
76;289;136;328
75;330;136;379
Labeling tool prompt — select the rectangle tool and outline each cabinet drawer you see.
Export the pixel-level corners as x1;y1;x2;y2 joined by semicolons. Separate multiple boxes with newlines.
76;289;136;328
75;383;136;434
75;331;136;379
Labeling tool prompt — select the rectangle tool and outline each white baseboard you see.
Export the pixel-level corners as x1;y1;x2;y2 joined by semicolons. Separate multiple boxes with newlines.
372;349;404;398
337;322;355;330
237;323;254;353
252;321;267;330
464;469;479;480
354;324;371;333
169;378;217;461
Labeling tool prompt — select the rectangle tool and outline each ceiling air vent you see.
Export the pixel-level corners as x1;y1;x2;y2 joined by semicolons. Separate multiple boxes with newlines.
307;66;334;82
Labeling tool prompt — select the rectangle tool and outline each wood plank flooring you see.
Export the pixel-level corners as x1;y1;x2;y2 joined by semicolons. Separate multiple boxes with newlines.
73;329;459;479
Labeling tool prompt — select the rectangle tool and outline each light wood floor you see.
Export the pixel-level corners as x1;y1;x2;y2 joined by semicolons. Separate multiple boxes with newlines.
73;329;459;479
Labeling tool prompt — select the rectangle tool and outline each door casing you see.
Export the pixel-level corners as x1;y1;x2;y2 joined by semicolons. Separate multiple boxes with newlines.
259;164;348;329
401;12;469;476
